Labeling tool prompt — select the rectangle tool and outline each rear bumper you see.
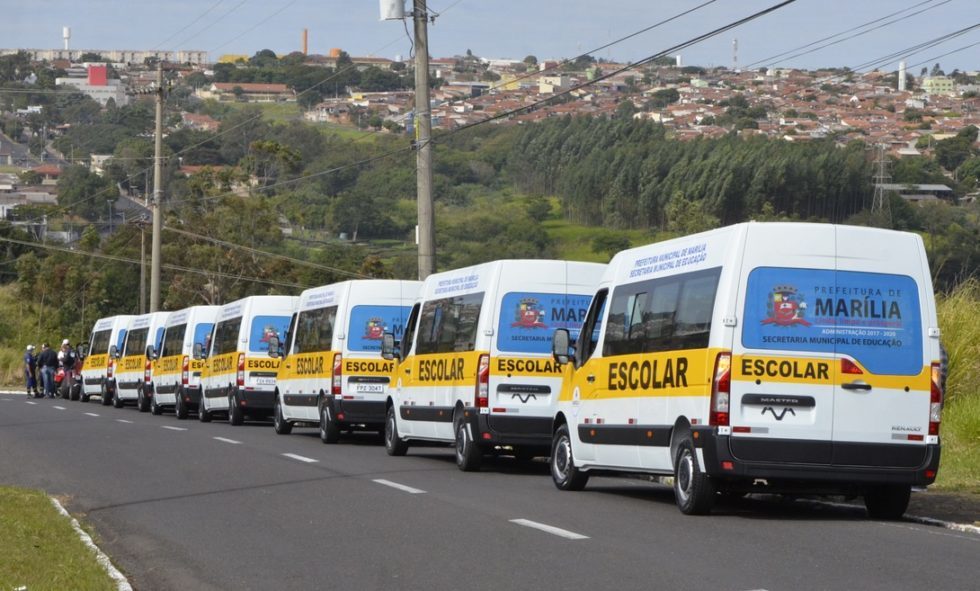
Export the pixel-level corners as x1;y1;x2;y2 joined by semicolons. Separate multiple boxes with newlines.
472;409;552;449
698;428;941;488
236;388;275;413
326;396;386;427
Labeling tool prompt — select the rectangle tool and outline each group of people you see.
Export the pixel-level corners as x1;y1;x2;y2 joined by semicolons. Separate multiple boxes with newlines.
23;340;76;398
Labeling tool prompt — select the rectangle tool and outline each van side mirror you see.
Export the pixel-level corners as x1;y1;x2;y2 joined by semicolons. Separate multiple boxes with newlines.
552;329;572;366
267;335;280;358
381;332;399;361
192;342;204;360
109;345;119;359
145;344;157;360
76;343;89;359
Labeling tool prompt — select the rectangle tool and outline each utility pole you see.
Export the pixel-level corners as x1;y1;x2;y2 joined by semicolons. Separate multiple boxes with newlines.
413;0;435;280
871;143;892;227
137;217;147;314
150;63;164;312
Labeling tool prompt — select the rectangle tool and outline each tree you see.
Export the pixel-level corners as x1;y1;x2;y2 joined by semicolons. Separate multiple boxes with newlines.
232;85;245;101
591;232;631;260
646;88;680;109
523;55;538;67
930;63;943;77
79;52;105;62
57;165;116;220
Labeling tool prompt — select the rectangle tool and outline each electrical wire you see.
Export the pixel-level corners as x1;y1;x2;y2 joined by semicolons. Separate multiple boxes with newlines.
209;0;300;54
152;0;226;50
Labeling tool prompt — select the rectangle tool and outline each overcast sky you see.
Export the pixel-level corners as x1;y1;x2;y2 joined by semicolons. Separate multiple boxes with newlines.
1;0;976;72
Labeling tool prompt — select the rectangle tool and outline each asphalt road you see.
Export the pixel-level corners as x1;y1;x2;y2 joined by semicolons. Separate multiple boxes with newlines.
1;391;976;591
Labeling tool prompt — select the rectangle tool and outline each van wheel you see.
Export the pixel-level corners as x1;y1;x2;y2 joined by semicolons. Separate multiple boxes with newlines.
112;389;124;409
274;398;292;435
228;394;244;426
100;384;111;406
319;403;339;444
454;413;482;472
384;406;408;456
70;385;81;401
198;394;212;423
673;438;715;515
175;389;188;420
137;387;149;413
150;396;162;415
864;485;911;520
551;423;589;491
81;391;90;403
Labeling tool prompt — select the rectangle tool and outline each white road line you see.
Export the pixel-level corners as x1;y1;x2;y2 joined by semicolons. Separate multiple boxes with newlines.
26;401;38;405
84;412;100;417
282;453;318;464
372;479;426;494
116;419;133;424
213;437;242;444
509;519;589;540
53;405;66;410
51;498;133;591
161;425;187;431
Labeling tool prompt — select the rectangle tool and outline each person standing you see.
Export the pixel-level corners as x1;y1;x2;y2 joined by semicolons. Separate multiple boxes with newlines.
37;343;59;399
24;345;39;397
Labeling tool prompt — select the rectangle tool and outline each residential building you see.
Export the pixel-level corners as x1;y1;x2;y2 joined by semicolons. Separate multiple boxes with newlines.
922;76;955;96
54;64;128;106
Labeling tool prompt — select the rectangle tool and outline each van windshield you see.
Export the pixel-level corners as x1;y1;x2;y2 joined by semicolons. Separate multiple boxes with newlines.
192;322;214;353
90;329;111;354
496;292;594;354
742;267;922;375
124;328;149;357
248;315;291;353
348;305;411;352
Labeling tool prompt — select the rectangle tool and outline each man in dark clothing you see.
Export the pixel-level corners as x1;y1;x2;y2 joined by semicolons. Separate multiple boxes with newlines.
37;343;59;399
24;345;39;397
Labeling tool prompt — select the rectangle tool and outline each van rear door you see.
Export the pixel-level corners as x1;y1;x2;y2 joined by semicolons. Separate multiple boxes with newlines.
830;226;930;467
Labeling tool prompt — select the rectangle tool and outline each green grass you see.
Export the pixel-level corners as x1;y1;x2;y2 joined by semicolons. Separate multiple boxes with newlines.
934;280;980;492
543;216;656;262
0;165;25;173
0;487;117;590
226;100;302;123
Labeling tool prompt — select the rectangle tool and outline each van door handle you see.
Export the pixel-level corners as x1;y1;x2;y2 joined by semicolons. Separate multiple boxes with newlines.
586;374;595;383
841;381;872;391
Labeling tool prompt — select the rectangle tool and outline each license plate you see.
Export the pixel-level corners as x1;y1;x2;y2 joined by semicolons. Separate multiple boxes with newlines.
254;377;276;386
355;383;385;394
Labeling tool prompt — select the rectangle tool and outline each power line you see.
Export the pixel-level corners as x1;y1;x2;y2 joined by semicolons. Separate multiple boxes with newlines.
209;0;300;54
152;0;226;50
171;0;249;51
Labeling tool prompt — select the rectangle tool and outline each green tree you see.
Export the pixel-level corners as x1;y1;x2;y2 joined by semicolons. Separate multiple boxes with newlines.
57;165;116;220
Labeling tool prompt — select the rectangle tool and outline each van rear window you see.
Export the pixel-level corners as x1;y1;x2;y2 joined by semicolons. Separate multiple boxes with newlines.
742;267;922;375
249;315;291;354
90;329;111;355
348;305;411;352
496;292;593;354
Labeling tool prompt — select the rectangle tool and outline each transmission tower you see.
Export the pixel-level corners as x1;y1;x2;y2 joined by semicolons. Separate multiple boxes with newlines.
871;144;892;226
732;38;738;71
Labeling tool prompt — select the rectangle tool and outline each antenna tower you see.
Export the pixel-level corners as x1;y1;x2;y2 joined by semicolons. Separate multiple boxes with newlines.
732;38;738;71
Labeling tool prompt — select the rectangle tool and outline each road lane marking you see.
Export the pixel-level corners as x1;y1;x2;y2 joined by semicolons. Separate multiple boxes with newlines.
162;425;187;431
213;437;241;445
116;419;133;424
51;498;134;590
509;519;589;540
84;412;99;417
372;479;426;494
26;401;37;405
282;453;318;464
54;405;66;410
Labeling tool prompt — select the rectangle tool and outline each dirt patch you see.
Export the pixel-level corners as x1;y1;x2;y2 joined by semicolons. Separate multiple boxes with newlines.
908;490;980;526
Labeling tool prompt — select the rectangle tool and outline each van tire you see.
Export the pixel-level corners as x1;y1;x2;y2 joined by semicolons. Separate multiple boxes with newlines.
137;386;149;413
150;396;162;415
228;394;244;426
673;438;715;515
100;384;111;406
454;414;482;472
551;423;589;491
274;398;292;435
384;406;408;456
175;389;188;420
112;389;124;409
198;395;212;423
319;404;339;444
864;485;911;520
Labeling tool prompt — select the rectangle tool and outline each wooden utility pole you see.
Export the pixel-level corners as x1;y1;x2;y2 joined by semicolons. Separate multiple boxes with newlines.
150;63;163;311
413;0;435;279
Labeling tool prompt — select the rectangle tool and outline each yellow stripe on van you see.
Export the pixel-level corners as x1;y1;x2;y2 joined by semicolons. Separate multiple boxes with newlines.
413;351;485;385
491;356;563;377
734;354;932;389
82;354;108;372
119;355;145;372
245;357;280;371
344;358;395;376
277;351;332;381
205;352;239;379
154;354;182;379
557;348;720;402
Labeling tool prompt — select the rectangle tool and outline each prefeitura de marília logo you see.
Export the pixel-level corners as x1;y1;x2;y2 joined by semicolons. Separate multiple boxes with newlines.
511;297;548;328
363;317;385;340
762;285;811;327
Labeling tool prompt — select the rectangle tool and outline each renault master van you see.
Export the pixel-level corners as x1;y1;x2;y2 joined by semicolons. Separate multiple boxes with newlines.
112;311;170;410
549;222;942;518
273;280;421;441
79;315;132;404
151;305;219;418
383;259;605;470
197;295;298;425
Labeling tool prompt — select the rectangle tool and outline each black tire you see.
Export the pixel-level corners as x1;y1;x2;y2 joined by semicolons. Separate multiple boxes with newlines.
81;390;90;403
175;388;188;420
274;397;292;435
150;395;162;415
673;438;715;515
228;394;244;426
864;485;911;520
112;389;124;409
59;381;70;400
454;413;483;472
384;405;408;456
137;386;149;413
100;383;111;406
70;384;81;401
550;423;589;491
198;393;212;423
319;402;340;444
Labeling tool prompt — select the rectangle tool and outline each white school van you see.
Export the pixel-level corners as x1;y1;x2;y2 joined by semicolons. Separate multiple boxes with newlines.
79;315;133;404
198;295;298;425
383;259;605;470
273;279;421;441
548;222;942;518
151;305;220;418
112;312;170;410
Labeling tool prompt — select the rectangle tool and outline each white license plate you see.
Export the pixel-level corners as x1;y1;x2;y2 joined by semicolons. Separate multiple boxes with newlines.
253;377;276;386
355;383;385;394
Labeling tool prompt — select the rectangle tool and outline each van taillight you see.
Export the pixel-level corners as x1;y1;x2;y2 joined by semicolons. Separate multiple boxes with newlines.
332;353;343;396
107;359;114;378
144;359;152;383
929;362;942;436
841;358;863;374
236;353;245;387
475;354;490;408
181;356;190;386
709;352;731;427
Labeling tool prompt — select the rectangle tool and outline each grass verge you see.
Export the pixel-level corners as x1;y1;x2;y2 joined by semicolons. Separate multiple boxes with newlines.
0;486;117;590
